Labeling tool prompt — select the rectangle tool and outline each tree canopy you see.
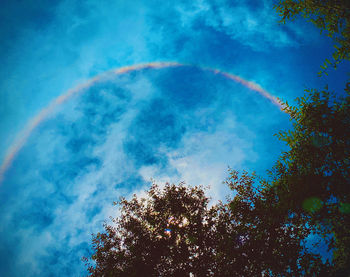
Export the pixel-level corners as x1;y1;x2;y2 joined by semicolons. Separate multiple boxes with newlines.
269;88;350;276
273;1;350;275
85;183;217;277
84;172;325;276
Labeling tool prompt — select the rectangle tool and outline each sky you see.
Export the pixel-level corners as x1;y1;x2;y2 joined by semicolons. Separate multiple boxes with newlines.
0;0;349;276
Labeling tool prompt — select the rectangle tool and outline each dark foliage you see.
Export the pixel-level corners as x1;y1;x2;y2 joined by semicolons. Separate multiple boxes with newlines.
270;89;350;276
274;1;350;275
84;172;324;276
215;171;326;276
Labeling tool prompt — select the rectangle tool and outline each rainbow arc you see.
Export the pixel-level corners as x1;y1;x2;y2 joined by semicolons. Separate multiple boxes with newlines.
0;62;284;183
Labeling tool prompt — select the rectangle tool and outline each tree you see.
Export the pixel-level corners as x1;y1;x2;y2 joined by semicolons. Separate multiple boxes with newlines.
85;183;217;276
85;172;325;276
215;170;326;276
269;89;350;275
273;1;350;275
275;0;350;74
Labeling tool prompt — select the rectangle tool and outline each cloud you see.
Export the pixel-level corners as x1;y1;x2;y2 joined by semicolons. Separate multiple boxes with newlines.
0;0;160;161
0;0;326;164
172;0;301;51
0;0;335;276
162;120;256;200
0;73;155;275
0;64;290;276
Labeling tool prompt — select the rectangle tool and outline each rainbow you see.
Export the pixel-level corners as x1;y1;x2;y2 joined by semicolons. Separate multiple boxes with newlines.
0;62;284;183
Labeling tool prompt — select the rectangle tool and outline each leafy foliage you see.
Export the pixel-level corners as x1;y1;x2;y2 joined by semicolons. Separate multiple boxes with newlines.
215;170;326;276
275;0;350;74
274;4;350;273
270;89;350;275
85;183;217;277
85;173;325;276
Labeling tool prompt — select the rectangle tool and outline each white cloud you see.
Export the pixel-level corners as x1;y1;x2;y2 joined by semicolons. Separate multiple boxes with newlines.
138;112;257;201
174;0;302;51
0;1;303;275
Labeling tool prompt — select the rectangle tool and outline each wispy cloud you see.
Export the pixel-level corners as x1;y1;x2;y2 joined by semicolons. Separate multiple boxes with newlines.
173;0;301;51
0;65;288;275
0;0;337;276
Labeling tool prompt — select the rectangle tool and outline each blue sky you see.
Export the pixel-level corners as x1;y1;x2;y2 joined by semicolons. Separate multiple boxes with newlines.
0;0;349;276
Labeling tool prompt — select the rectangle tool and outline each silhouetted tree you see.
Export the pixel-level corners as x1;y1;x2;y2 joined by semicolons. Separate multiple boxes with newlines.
85;183;217;276
85;171;325;276
270;89;350;276
273;1;350;274
215;170;326;276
